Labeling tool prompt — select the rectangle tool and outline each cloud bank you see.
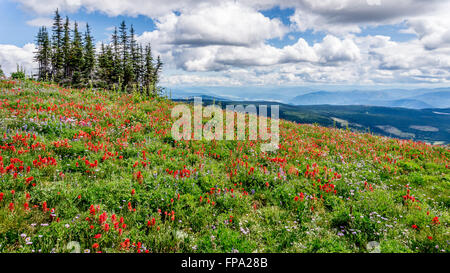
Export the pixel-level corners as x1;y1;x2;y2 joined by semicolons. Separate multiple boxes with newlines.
2;0;450;86
0;43;37;76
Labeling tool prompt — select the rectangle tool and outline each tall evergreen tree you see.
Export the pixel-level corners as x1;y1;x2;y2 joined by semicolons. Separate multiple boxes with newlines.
104;45;115;86
35;26;52;80
97;43;114;87
119;21;134;89
143;44;154;95
83;23;95;82
136;44;144;87
119;21;128;67
62;16;71;79
129;25;140;85
51;9;64;81
153;55;163;94
70;22;84;86
96;43;107;87
111;27;122;86
35;27;44;79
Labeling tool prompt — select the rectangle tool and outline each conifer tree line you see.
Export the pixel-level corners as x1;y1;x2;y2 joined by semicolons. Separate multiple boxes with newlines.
34;9;163;95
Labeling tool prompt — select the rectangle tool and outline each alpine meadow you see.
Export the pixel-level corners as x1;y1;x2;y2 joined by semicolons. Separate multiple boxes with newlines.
0;2;449;256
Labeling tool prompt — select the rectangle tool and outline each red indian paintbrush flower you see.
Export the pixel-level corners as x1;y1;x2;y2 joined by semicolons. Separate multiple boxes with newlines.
432;217;440;225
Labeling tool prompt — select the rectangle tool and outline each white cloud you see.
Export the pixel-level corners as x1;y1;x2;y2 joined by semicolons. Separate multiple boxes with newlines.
26;15;88;32
289;7;361;35
366;0;381;6
0;44;37;76
313;35;361;63
135;4;362;72
14;0;445;26
160;31;450;86
136;3;287;48
26;17;53;27
13;0;221;17
9;0;450;86
288;0;447;36
405;11;450;50
173;3;287;46
145;35;359;72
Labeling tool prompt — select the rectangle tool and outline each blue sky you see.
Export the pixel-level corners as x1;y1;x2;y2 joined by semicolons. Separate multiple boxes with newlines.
1;0;449;93
0;2;416;48
0;0;156;46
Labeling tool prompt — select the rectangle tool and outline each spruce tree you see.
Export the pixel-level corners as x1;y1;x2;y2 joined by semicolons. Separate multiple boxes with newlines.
35;27;45;79
96;43;107;87
136;44;144;88
70;22;84;86
111;27;122;87
97;43;114;88
153;55;163;95
35;27;52;80
41;27;52;81
119;21;134;90
129;25;140;86
104;45;115;87
119;21;128;68
83;23;95;82
62;16;71;80
143;44;154;95
51;9;64;81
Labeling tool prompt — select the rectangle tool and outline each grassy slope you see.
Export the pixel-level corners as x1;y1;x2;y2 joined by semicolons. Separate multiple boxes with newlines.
0;80;448;253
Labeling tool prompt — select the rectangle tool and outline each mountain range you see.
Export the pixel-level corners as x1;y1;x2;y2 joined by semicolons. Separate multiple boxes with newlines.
169;87;450;109
291;89;450;109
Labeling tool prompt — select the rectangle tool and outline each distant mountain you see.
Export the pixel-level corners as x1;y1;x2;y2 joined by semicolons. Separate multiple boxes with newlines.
169;86;450;109
410;91;450;109
377;99;433;109
291;89;450;109
169;86;312;102
291;91;389;105
179;94;230;101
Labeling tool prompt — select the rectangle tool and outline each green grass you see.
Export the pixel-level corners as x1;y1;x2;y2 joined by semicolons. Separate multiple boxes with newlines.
0;79;448;253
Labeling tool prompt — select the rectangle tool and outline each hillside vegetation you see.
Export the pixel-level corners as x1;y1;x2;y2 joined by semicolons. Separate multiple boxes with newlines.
0;80;448;253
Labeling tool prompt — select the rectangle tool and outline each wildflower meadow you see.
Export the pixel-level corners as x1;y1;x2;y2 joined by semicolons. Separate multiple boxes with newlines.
0;79;448;253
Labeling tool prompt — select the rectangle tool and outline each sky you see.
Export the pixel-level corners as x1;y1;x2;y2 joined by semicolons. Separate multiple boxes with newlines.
1;0;450;93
